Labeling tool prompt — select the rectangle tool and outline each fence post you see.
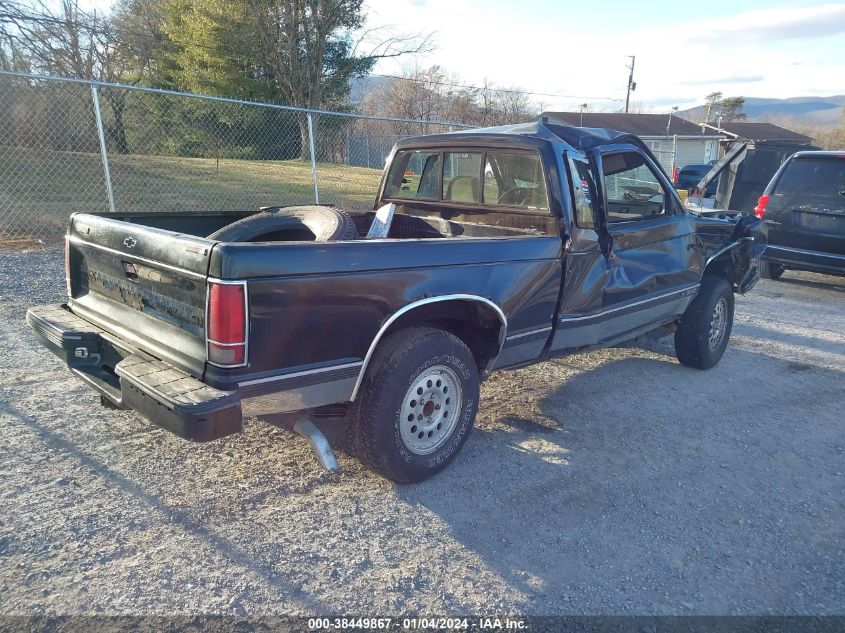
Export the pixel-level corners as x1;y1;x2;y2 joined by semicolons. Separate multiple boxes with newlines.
90;85;116;214
672;134;678;177
306;112;319;204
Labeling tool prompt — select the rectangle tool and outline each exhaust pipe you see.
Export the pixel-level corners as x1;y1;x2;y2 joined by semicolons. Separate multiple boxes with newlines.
293;416;339;473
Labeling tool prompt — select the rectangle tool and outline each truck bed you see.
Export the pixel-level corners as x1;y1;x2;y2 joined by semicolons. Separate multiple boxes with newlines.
61;208;562;391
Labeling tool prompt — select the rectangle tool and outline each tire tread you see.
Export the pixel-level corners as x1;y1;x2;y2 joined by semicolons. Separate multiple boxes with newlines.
348;327;477;483
674;275;734;369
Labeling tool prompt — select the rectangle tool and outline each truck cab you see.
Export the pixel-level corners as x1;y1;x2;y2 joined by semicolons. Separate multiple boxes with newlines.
379;124;760;366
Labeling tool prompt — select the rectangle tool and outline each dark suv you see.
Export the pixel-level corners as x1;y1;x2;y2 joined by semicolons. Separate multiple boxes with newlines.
756;151;845;279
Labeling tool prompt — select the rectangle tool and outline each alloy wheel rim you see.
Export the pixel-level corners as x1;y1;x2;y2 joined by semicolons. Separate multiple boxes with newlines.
399;365;463;455
709;297;728;351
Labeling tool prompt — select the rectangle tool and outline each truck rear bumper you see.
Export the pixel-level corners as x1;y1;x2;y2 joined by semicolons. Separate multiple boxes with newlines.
26;304;242;442
763;245;845;276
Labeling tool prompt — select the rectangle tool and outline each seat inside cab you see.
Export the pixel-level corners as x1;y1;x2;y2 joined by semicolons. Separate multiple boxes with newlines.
446;176;480;203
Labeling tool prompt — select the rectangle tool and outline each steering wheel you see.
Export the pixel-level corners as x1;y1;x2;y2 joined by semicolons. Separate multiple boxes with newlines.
497;188;532;206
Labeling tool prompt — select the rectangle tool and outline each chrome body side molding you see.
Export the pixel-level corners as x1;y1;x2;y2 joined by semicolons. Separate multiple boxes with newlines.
350;294;508;401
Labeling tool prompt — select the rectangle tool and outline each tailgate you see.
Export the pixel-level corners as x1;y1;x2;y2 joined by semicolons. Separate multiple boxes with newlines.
768;195;845;255
67;213;214;376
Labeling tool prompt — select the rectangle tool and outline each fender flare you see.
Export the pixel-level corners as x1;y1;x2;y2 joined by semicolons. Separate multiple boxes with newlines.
703;236;754;271
350;295;508;400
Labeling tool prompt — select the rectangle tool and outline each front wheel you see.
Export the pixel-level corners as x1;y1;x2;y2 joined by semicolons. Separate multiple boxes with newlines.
347;327;480;483
760;260;786;280
674;276;735;370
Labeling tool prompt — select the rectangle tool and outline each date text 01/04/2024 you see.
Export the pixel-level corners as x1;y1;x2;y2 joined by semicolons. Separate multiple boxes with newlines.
306;617;527;630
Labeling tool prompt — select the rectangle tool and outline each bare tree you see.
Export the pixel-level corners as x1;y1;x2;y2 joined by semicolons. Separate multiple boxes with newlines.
0;0;123;78
245;0;431;158
761;113;845;150
362;65;538;129
477;80;535;126
0;0;157;152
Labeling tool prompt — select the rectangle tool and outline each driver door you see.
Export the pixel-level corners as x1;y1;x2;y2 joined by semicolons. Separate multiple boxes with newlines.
551;145;700;352
596;145;699;337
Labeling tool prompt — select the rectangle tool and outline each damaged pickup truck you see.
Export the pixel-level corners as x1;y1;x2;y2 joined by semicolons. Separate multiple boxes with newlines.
28;121;765;483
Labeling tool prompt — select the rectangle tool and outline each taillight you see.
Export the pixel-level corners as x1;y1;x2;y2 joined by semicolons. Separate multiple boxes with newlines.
207;281;247;367
64;236;72;297
672;166;679;184
753;194;770;219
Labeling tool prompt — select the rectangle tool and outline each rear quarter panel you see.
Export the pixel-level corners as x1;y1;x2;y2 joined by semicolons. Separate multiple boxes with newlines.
206;236;563;389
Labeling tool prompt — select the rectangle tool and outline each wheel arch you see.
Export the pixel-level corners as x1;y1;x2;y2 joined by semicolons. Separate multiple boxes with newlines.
350;295;507;400
701;238;753;289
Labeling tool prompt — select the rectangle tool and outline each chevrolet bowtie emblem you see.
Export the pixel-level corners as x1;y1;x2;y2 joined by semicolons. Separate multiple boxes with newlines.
123;237;137;248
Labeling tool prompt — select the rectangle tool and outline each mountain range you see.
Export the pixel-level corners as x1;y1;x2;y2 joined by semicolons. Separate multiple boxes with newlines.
352;75;844;131
678;95;845;126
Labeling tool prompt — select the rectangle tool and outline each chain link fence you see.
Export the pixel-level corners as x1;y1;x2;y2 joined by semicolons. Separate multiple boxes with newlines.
0;70;466;244
646;146;678;180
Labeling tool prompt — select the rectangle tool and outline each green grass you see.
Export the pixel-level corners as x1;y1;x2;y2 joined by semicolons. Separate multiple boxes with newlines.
0;146;383;241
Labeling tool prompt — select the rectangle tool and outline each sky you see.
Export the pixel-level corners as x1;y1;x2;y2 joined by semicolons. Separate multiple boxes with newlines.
363;0;845;112
74;0;845;112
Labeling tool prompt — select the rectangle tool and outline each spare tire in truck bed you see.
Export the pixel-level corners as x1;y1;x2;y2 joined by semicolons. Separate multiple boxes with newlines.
208;205;357;242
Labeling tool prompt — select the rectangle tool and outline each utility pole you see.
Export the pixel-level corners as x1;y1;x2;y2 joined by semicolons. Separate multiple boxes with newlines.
667;105;678;134
625;55;636;114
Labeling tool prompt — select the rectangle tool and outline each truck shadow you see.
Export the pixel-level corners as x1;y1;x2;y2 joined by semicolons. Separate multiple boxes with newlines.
392;345;844;611
5;336;841;614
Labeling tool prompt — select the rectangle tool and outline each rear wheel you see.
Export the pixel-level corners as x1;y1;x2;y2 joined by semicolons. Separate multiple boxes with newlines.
674;276;734;369
760;260;786;280
348;327;480;483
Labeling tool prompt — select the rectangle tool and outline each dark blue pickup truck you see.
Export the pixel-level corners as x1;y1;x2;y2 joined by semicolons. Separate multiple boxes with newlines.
27;121;765;482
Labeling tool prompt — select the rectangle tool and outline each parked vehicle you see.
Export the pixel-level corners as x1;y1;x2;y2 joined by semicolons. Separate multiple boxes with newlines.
27;122;765;483
676;162;718;197
697;138;819;215
755;151;845;279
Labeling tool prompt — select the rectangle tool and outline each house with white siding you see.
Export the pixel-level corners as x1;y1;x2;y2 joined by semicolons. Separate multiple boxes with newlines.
541;111;724;175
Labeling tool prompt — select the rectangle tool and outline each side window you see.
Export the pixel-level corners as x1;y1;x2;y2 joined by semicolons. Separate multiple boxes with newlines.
567;154;598;229
384;150;441;200
483;152;549;210
442;152;482;203
602;151;666;224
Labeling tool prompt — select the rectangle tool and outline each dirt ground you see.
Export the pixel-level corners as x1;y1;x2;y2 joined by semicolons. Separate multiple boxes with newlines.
0;250;842;616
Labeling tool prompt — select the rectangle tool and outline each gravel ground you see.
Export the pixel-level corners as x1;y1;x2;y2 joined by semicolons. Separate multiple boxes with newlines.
0;249;843;616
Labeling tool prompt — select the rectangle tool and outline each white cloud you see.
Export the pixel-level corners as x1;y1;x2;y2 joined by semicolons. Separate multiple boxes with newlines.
684;4;845;43
681;76;766;86
363;0;845;112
